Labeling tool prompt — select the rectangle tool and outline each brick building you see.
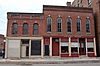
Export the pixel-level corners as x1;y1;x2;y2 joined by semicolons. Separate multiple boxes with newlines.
72;0;100;56
5;5;96;59
0;34;5;57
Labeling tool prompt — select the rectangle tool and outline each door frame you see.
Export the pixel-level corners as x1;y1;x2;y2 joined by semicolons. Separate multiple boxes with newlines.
79;38;86;55
52;38;60;56
29;37;43;58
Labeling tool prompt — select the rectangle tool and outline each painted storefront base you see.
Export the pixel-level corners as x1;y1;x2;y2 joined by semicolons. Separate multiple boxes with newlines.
5;36;96;59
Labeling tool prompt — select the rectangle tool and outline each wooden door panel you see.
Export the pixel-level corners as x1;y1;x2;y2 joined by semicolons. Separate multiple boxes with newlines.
52;42;59;56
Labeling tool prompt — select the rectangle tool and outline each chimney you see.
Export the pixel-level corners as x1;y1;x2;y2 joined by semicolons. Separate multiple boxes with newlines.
66;2;71;7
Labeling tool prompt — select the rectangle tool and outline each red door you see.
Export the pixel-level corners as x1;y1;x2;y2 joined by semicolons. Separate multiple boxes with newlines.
52;42;59;56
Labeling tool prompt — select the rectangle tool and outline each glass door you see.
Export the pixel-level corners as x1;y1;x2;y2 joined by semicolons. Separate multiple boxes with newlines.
79;38;86;55
44;45;49;56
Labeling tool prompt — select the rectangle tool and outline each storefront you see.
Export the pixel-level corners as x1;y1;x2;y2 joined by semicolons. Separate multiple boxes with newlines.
5;36;96;58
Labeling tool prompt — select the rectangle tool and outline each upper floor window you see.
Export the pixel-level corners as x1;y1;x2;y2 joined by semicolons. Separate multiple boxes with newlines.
33;23;38;35
12;23;18;34
77;17;81;32
47;16;52;32
23;23;28;35
86;17;90;33
57;17;62;32
67;17;72;33
88;0;92;5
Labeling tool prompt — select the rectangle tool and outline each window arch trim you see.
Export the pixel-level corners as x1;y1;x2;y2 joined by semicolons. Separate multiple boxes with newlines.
77;17;81;32
67;17;72;33
47;16;52;32
86;17;91;33
12;23;18;34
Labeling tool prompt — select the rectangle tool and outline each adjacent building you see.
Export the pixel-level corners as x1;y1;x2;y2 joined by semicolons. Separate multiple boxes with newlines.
72;0;100;57
0;34;5;58
5;5;96;59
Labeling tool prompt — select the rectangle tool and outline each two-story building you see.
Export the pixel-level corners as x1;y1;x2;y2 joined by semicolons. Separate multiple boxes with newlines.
5;5;96;59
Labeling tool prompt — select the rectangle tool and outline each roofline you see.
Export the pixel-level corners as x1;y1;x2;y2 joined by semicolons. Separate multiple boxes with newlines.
7;12;43;14
7;5;93;15
43;5;93;10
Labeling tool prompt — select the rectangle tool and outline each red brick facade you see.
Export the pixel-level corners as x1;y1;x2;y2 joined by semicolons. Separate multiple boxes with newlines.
72;0;100;57
7;6;95;38
6;5;96;58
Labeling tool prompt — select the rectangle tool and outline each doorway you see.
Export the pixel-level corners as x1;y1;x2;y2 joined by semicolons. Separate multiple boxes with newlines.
44;45;49;56
21;39;29;57
31;40;41;55
52;38;59;56
79;38;86;55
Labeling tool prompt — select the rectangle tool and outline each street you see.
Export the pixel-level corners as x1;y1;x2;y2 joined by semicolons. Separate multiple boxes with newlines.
0;63;100;66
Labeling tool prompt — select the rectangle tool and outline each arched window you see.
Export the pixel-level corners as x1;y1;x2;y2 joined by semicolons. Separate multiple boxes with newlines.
33;23;38;35
86;17;90;33
77;17;81;32
47;16;52;32
67;17;72;32
12;23;18;34
57;17;62;32
23;23;28;35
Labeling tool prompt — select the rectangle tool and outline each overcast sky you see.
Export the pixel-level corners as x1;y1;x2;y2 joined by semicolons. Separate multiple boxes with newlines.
0;0;74;36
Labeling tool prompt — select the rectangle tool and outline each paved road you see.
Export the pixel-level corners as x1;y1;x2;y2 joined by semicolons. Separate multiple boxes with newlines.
0;63;100;66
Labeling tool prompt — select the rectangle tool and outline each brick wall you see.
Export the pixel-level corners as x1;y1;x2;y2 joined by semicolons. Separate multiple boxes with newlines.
7;6;95;38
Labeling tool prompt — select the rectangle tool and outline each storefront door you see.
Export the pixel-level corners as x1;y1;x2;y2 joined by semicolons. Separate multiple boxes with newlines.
52;38;59;56
79;38;86;55
31;40;41;55
44;45;49;56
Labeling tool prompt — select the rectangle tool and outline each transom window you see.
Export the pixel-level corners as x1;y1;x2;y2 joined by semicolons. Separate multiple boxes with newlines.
12;23;18;34
23;23;28;35
33;23;39;35
77;17;81;32
67;17;72;33
47;16;52;32
86;17;90;33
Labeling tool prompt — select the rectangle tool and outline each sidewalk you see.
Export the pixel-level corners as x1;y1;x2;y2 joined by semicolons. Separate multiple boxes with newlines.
0;57;100;64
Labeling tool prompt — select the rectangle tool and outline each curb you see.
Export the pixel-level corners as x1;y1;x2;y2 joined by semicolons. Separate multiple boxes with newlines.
0;59;100;64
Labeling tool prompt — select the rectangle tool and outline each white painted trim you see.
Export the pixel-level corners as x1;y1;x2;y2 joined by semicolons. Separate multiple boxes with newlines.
41;38;44;58
6;37;41;39
50;37;52;57
94;38;97;56
69;37;71;56
85;38;88;56
5;38;8;58
59;38;61;57
30;37;43;58
78;39;79;55
29;40;31;58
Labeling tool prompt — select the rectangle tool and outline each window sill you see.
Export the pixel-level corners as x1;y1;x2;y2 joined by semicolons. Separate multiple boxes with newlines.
22;35;29;37
77;32;81;34
86;33;91;35
67;32;72;34
32;35;40;37
47;32;52;33
57;32;62;33
12;34;18;37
